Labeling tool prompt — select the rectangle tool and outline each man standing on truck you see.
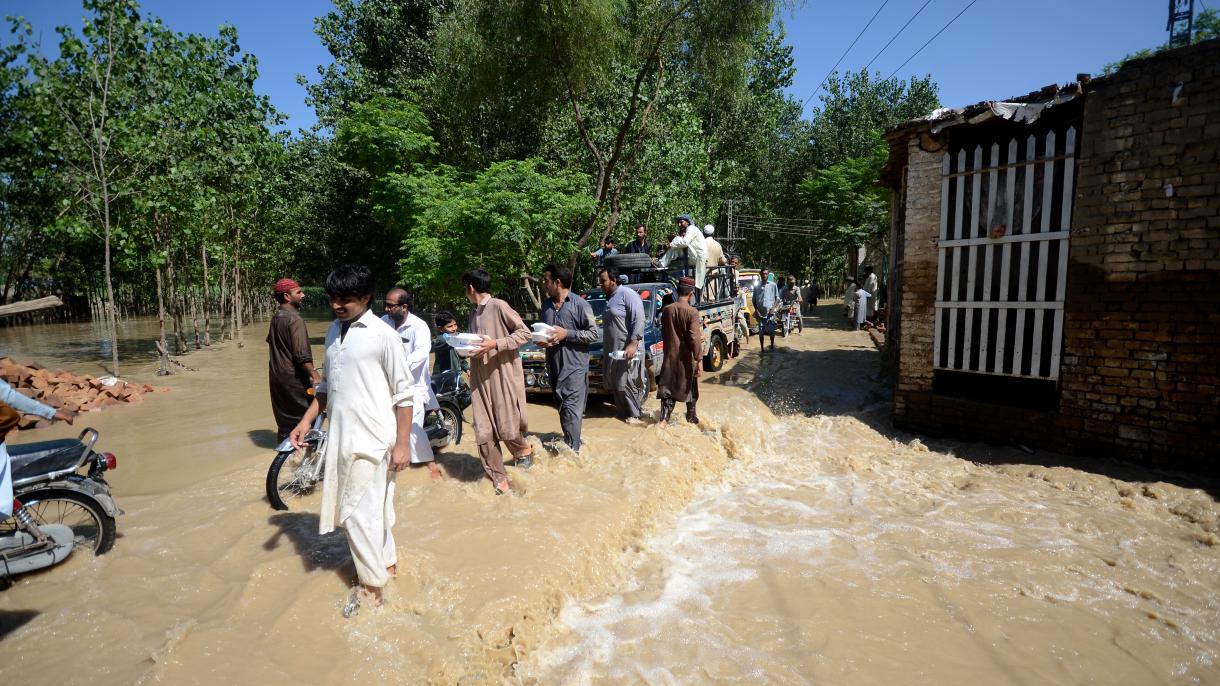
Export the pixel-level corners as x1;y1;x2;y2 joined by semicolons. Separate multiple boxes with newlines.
660;214;708;292
538;262;600;452
598;265;648;422
623;224;652;255
657;277;702;428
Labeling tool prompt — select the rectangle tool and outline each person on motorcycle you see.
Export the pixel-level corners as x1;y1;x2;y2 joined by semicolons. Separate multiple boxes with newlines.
782;276;803;333
381;288;443;481
290;264;416;615
752;268;779;352
1;379;74;518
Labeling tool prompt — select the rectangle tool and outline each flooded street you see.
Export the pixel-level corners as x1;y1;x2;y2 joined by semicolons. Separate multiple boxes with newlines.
1;308;1218;684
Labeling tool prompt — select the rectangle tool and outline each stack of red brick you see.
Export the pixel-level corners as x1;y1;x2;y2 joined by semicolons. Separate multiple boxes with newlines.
0;357;166;429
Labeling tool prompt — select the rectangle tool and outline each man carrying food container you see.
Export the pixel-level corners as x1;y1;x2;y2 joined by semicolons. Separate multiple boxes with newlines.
459;267;533;495
535;262;600;452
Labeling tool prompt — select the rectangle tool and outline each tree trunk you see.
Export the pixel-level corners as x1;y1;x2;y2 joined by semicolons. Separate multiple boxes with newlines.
101;184;120;378
231;209;243;348
201;243;211;346
155;265;170;375
165;244;188;354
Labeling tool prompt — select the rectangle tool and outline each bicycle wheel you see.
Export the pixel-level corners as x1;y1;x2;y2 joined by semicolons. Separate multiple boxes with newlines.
10;489;116;555
266;441;324;511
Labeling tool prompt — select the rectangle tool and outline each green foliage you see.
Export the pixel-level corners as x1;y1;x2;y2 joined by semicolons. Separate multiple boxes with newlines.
381;159;594;308
798;139;889;264
1102;8;1219;75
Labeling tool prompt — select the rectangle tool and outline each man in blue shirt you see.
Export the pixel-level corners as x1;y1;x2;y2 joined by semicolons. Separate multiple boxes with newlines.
538;262;601;451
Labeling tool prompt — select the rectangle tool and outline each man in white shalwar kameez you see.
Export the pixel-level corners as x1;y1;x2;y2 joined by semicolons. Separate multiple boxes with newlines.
660;214;708;292
291;265;414;616
380;287;443;480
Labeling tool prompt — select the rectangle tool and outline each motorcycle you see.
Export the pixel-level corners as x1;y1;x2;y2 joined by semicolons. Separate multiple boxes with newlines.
779;299;802;337
265;370;471;510
0;428;120;583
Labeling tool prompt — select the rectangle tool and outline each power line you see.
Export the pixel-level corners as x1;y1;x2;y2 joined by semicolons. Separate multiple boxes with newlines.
801;0;892;112
886;0;984;81
861;0;934;73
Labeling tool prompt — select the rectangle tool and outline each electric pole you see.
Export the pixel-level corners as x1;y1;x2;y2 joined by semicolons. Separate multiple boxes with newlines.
1168;0;1195;49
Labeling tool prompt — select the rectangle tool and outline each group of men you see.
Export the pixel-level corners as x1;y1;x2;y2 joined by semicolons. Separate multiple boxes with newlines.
263;258;707;616
844;265;880;330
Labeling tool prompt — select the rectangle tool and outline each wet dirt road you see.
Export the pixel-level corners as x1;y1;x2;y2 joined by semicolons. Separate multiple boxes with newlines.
1;307;1217;684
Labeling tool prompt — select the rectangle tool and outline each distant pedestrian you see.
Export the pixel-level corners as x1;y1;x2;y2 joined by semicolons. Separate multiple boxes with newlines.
752;267;779;352
266;278;320;442
290;265;414;616
862;266;880;318
597;266;648;422
854;286;873;330
463;267;533;494
538;262;600;452
380;287;443;480
657;277;702;428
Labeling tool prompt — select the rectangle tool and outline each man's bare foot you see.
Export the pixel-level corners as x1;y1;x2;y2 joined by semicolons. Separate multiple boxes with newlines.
658;419;668;429
387;564;397;578
427;463;445;480
494;479;511;495
343;585;383;617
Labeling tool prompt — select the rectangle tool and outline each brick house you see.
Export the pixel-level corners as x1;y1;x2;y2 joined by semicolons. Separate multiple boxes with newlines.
880;39;1219;470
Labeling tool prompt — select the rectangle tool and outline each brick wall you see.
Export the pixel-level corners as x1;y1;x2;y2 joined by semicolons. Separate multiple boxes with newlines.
892;39;1220;471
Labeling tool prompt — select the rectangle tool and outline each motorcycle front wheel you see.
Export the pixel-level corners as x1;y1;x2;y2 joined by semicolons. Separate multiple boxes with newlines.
436;403;463;448
4;489;116;555
266;441;324;511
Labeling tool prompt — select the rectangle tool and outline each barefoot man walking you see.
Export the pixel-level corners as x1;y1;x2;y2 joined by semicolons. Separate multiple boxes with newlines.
291;265;414;616
657;277;702;428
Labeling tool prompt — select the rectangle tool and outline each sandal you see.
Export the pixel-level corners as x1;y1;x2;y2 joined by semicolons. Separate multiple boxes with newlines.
342;590;361;618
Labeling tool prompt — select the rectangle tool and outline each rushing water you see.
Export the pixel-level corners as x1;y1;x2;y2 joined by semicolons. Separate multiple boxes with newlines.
0;309;1217;685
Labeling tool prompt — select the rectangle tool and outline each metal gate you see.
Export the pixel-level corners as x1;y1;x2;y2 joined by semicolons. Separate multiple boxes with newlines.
934;125;1078;380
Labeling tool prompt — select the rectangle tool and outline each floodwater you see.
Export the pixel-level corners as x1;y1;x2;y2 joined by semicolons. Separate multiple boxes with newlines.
1;308;1217;685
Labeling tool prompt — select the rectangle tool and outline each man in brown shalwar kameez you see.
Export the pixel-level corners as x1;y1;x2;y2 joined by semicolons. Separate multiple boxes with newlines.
657;277;702;428
463;268;532;494
267;278;320;441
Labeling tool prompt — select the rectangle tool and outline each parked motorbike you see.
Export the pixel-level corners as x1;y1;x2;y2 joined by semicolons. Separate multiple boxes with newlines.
265;370;470;510
1;428;120;583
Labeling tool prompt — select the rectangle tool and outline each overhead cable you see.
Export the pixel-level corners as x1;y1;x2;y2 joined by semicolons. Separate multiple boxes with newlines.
861;0;934;73
886;0;984;81
801;0;892;112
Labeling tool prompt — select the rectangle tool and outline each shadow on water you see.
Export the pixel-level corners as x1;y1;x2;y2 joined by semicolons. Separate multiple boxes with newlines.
0;610;39;640
265;512;353;579
247;429;280;450
434;449;488;483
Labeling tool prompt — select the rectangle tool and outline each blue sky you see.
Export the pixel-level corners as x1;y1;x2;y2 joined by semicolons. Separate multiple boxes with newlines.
5;1;1182;131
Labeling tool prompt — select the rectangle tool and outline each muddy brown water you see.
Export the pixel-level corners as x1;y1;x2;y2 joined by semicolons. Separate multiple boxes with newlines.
1;309;1217;684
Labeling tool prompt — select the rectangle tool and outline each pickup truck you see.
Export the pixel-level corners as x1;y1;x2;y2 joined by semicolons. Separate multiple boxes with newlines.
520;264;740;394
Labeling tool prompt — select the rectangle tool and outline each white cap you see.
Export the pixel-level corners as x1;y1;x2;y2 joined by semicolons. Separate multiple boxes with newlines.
703;224;714;236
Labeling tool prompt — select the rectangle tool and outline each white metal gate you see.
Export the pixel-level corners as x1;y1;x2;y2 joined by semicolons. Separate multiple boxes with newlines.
934;125;1077;380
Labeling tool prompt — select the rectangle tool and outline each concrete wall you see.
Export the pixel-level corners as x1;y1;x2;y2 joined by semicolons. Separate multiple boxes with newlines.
892;39;1220;470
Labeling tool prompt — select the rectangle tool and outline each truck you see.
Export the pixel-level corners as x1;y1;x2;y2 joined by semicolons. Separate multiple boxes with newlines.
520;259;741;395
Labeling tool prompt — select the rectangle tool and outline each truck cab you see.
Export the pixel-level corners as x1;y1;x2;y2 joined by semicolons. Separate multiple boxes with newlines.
520;261;741;393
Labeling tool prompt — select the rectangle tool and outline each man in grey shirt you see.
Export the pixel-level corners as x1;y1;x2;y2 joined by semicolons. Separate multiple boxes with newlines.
538;262;601;451
752;267;780;352
598;265;648;421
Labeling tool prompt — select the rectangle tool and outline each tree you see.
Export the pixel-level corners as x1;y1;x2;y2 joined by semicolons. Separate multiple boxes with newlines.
1102;8;1219;74
28;0;156;377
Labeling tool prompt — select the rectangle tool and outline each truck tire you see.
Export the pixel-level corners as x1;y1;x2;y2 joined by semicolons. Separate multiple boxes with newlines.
604;253;653;270
703;335;725;372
